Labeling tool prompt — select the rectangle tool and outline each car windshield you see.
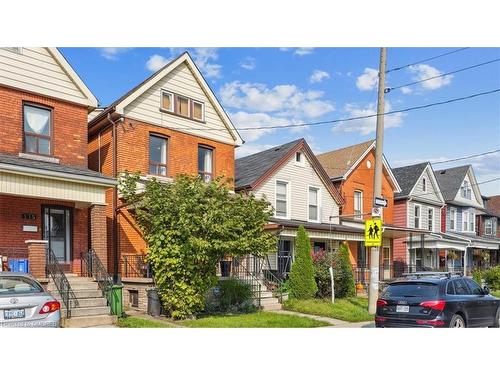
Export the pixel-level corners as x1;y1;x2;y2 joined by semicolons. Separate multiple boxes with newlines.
0;276;43;295
381;282;439;298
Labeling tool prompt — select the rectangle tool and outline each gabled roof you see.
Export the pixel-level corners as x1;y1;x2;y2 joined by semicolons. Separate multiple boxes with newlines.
88;52;243;145
434;165;471;202
393;162;444;202
47;48;98;108
316;140;401;192
235;138;344;205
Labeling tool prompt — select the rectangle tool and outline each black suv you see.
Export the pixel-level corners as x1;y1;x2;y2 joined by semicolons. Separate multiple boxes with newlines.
375;273;500;328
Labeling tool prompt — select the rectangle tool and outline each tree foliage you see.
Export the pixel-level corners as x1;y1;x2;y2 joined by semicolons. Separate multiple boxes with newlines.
119;172;276;319
332;243;356;298
288;226;318;299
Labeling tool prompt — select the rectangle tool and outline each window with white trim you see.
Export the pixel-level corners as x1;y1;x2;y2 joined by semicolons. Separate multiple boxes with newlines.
160;90;204;121
461;180;471;199
485;218;493;235
149;134;168;176
414;205;421;228
275;181;289;218
161;91;174;112
308;187;319;222
463;211;469;231
428;207;434;231
469;212;474;233
198;146;213;182
422;178;427;192
23;104;51;156
450;208;456;230
193;100;204;121
354;190;363;220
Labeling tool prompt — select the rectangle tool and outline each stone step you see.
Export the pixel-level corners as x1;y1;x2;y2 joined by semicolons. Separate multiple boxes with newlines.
50;288;103;299
260;297;281;306
261;303;282;311
62;315;117;328
68;297;108;308
259;291;274;298
48;281;99;290
61;305;111;318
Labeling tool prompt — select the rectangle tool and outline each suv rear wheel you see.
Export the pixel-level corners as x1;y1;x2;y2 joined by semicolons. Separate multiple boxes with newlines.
449;314;465;328
491;308;500;328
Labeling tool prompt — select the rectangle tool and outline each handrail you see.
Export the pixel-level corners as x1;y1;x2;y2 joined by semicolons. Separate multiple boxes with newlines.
230;257;262;309
122;254;152;278
46;248;78;318
81;250;114;304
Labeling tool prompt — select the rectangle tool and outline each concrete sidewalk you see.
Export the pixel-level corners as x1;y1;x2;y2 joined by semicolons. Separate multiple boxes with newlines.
275;310;375;328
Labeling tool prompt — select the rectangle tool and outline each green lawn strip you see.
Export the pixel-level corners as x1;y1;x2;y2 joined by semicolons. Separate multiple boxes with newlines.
283;297;373;323
491;290;500;298
179;311;330;328
117;316;177;328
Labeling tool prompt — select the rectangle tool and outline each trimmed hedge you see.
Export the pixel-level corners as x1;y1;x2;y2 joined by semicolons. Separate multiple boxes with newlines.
288;226;318;299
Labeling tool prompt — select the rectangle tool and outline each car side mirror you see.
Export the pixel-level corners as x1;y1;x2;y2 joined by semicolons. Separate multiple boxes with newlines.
483;286;490;295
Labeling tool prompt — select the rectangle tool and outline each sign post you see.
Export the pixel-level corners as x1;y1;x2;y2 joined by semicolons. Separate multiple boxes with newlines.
329;266;335;304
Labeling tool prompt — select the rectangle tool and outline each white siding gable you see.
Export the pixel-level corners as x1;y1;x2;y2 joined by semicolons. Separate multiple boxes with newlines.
453;171;483;208
408;201;441;232
0;47;94;107
411;166;443;204
123;62;235;145
253;152;340;224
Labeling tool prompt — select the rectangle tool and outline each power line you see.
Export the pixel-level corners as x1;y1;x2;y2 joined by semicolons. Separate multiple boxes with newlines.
431;149;500;165
385;48;470;73
386;58;500;93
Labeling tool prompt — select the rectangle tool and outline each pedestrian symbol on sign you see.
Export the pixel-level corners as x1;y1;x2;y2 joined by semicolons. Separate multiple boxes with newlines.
365;219;382;246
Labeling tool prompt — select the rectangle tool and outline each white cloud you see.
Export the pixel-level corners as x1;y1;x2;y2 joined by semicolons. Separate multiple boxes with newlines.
100;48;132;60
145;48;222;78
310;69;330;83
408;64;453;90
294;47;314;56
356;68;379;91
229;111;298;142
240;57;256;70
236;143;278;158
401;86;413;94
332;101;404;135
145;54;171;72
220;81;334;118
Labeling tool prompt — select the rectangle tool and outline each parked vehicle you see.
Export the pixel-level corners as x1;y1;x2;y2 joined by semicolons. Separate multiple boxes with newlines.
0;272;60;328
375;272;500;328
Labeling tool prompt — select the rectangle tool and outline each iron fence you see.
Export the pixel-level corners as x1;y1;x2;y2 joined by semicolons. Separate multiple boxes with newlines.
122;254;152;278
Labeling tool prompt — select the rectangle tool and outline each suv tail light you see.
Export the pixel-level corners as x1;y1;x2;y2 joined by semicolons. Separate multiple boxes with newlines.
376;299;388;307
419;300;446;311
39;301;60;314
416;319;445;326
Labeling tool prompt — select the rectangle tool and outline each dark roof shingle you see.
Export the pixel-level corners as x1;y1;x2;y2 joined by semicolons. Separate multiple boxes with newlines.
392;162;429;199
434;165;470;202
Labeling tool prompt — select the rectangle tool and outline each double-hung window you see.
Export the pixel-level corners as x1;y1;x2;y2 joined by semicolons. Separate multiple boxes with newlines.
428;208;434;231
149;135;168;176
414;205;421;228
469;212;474;233
354;190;363;220
422;178;427;192
198;146;213;182
461;180;471;199
485;218;493;235
308;187;319;222
193;100;204;121
275;181;288;218
23;104;51;156
450;208;456;230
463;211;469;231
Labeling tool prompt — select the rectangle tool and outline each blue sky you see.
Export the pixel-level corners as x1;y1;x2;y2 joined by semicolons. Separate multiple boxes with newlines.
61;47;500;195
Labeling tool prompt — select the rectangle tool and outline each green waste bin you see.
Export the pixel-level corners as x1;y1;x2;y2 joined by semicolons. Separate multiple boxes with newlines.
107;284;124;317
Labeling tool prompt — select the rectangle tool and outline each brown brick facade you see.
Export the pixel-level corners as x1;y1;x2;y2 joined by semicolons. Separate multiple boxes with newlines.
0;85;89;167
26;240;48;279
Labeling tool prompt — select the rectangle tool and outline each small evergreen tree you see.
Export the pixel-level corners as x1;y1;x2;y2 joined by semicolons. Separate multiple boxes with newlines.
288;226;318;299
332;243;355;298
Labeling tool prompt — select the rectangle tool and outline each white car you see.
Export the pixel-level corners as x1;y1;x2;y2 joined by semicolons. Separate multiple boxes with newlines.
0;272;60;328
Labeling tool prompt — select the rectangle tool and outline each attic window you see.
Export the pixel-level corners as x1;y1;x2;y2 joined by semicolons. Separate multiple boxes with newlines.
461;180;471;199
161;91;174;112
422;178;427;192
295;152;304;164
160;90;205;122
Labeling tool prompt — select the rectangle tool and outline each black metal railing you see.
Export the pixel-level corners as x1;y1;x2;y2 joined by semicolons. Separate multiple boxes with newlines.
229;257;262;309
122;254;152;278
46;248;78;318
81;250;113;304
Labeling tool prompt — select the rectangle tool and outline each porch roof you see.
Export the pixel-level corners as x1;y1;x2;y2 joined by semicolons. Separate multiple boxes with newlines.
405;232;469;252
266;218;365;241
446;232;500;250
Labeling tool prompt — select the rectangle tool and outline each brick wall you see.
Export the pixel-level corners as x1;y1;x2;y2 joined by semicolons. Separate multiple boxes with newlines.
88;117;237;272
0;85;89;167
393;199;408;262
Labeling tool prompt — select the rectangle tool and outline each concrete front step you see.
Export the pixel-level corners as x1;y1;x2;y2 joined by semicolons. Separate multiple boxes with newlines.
260;297;281;306
61;305;111;318
48;281;99;290
261;303;282;311
50;288;103;299
68;297;108;308
62;314;117;328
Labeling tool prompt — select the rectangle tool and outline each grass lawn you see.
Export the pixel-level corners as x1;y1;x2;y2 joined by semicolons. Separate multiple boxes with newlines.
283;297;373;322
179;311;330;328
491;290;500;298
117;316;176;328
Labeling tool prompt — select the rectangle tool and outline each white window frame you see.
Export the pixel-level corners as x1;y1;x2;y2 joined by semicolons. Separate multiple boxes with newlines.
354;190;363;220
275;180;290;219
176;95;191;117
422;177;427;192
308;185;321;223
414;204;421;229
427;207;434;232
469;212;475;233
192;100;205;122
462;211;469;232
485;218;493;235
450;208;456;230
160;90;174;112
295;152;305;166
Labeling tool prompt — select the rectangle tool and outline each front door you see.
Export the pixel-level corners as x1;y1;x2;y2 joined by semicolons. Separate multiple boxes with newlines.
277;239;292;277
43;206;72;263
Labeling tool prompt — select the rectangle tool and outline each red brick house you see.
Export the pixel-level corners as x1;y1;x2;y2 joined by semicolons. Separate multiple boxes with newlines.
87;52;243;308
0;48;115;278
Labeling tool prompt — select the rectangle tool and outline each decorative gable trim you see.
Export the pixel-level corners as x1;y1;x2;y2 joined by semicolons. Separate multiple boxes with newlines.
408;163;445;203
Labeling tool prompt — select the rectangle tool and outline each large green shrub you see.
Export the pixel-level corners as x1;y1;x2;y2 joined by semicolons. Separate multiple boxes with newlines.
312;250;333;298
119;173;276;319
472;269;483;286
288;226;318;299
332;243;355;298
484;266;500;290
205;278;255;314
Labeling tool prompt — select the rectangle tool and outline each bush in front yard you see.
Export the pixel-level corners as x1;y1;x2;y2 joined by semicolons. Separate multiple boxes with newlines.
472;269;484;286
205;278;255;314
484;266;500;290
312;250;334;299
288;226;318;299
332;243;355;298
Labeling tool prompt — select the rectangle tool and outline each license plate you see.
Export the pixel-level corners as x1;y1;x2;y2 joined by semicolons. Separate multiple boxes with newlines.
4;309;25;320
396;305;410;313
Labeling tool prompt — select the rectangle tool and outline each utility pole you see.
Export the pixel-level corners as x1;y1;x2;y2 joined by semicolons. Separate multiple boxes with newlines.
368;47;387;314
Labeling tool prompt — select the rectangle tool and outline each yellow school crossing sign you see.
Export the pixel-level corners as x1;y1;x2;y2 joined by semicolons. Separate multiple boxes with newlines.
365;219;382;247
